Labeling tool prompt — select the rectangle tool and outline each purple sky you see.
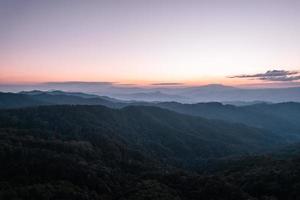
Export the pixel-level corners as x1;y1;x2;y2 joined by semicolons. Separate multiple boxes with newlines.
1;0;300;86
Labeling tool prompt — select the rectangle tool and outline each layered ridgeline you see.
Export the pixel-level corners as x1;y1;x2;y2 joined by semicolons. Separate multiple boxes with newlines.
1;90;300;199
156;102;300;138
2;84;300;102
0;105;300;199
112;84;300;102
0;105;283;165
0;104;297;200
1;90;300;139
0;91;124;109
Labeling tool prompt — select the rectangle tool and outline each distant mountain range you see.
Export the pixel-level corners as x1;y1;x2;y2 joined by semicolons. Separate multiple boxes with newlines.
111;91;188;102
1;90;300;140
1;89;300;199
2;83;300;103
0;90;123;109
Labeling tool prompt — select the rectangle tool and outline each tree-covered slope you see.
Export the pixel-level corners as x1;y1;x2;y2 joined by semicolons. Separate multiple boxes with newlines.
0;105;283;165
0;91;124;109
204;144;300;200
0;92;48;108
0;105;299;200
0;126;254;200
156;102;300;137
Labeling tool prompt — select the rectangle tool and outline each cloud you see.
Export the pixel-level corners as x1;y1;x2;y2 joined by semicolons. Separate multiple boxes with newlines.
229;70;300;82
151;82;184;86
116;83;137;86
260;75;300;81
44;81;115;85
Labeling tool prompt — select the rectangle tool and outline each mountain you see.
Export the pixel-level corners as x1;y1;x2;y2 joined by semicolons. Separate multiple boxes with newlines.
2;91;300;139
199;146;300;200
0;105;285;166
156;102;300;138
20;90;100;98
111;91;188;102
174;85;300;103
0;92;48;108
20;90;124;102
0;104;299;199
2;91;300;138
26;93;123;108
0;91;125;109
222;100;270;106
3;83;300;103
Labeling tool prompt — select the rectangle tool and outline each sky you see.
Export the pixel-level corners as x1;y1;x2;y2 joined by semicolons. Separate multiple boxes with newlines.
0;0;300;86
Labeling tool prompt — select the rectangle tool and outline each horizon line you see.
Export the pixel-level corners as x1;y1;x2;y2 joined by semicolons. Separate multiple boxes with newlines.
1;81;300;89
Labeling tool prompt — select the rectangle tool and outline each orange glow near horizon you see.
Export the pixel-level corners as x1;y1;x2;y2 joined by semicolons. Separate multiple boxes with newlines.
1;1;300;87
0;69;280;87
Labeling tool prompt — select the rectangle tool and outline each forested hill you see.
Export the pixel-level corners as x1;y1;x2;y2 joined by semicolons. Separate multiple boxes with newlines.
156;101;300;137
0;105;283;165
2;91;300;140
0;91;124;109
0;105;299;199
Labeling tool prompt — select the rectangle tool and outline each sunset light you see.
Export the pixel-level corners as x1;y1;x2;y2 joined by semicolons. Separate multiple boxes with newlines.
1;0;299;86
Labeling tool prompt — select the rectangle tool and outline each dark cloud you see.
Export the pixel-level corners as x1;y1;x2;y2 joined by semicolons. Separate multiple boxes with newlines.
44;81;115;85
116;83;137;86
260;75;300;81
229;70;300;82
151;82;184;86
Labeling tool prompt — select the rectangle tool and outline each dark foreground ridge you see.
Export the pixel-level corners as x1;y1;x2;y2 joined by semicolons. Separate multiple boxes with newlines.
0;105;300;199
